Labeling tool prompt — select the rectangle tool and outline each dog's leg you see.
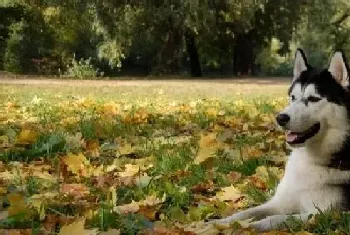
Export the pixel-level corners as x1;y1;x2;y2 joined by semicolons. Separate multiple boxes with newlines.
249;213;311;232
210;201;278;224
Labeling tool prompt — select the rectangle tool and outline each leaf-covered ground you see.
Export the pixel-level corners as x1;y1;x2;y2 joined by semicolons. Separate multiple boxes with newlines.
1;79;350;235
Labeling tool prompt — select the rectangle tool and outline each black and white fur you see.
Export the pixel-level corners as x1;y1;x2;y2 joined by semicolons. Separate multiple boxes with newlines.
212;49;350;231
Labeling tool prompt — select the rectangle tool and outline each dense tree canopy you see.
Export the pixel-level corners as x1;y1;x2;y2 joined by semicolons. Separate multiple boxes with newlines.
0;0;349;77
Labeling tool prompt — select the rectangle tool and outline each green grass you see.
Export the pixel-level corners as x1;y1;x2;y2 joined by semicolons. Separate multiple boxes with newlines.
1;79;349;234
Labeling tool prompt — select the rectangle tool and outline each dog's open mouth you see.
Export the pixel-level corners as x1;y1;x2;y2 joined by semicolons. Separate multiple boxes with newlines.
286;123;321;144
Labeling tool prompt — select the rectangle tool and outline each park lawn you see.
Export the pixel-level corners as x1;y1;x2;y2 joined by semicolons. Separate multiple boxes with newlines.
0;79;349;235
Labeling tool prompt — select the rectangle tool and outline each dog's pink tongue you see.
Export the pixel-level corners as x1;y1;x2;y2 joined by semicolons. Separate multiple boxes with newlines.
286;131;298;142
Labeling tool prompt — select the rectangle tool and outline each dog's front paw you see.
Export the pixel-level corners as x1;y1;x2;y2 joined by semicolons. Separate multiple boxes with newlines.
207;217;233;225
207;215;253;229
249;219;272;232
249;215;286;232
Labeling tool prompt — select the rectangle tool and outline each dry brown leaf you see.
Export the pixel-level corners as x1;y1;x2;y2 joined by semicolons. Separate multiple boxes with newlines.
226;171;242;184
115;200;140;214
143;226;196;235
0;229;33;235
98;229;121;235
138;205;158;221
190;182;214;194
183;221;221;235
60;183;90;199
7;193;27;216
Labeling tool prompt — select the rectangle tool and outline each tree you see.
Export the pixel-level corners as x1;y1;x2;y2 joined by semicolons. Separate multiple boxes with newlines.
0;5;23;70
294;0;350;68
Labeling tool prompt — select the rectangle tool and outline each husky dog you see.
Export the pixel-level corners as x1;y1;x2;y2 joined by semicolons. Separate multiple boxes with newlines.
212;49;350;231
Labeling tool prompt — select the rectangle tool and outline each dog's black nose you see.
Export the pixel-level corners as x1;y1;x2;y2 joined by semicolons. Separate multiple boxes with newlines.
276;113;290;126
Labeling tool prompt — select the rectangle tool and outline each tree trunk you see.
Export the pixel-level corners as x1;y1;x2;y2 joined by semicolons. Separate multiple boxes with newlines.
184;30;202;77
154;27;183;75
233;34;255;76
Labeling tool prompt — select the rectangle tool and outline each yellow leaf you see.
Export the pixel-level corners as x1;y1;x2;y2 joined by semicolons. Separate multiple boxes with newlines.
107;187;117;207
0;187;6;195
16;129;37;145
194;133;223;164
214;185;242;202
206;107;218;116
118;143;135;156
141;194;165;206
115;194;165;214
7;193;27;216
31;170;56;182
59;219;98;235
62;153;90;176
242;123;249;131
183;221;221;235
118;164;140;177
0;136;10;148
241;146;263;159
30;200;45;221
102;102;118;116
0;170;14;181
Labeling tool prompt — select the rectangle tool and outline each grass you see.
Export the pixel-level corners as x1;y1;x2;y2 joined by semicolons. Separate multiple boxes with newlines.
0;78;349;234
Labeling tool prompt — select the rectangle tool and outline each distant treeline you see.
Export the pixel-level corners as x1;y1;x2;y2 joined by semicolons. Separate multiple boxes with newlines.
0;1;349;78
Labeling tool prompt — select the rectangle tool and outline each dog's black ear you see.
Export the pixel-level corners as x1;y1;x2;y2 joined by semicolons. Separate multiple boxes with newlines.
328;50;350;87
293;49;308;80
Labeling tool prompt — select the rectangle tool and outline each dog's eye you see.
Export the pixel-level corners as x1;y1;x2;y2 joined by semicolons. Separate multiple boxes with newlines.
291;95;296;101
307;96;321;102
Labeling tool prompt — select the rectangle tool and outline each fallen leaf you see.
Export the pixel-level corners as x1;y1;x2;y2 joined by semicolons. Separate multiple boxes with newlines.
226;171;242;184
118;164;140;177
7;193;27;216
115;194;165;214
62;153;90;176
16;129;37;145
58;219;98;235
102;102;118;116
195;133;223;164
135;174;151;187
138;205;158;221
98;229;121;235
60;183;90;199
213;185;242;202
115;200;140;214
183;221;221;235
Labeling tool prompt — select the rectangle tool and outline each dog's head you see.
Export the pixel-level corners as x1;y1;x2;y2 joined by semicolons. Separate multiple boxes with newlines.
276;49;350;148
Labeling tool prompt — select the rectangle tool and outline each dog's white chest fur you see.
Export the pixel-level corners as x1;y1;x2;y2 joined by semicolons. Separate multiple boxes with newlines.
272;148;346;214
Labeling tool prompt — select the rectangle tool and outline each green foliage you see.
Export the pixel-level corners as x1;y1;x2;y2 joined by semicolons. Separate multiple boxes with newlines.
256;39;293;76
3;21;25;73
0;5;23;70
3;7;53;74
62;55;103;79
0;0;350;76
